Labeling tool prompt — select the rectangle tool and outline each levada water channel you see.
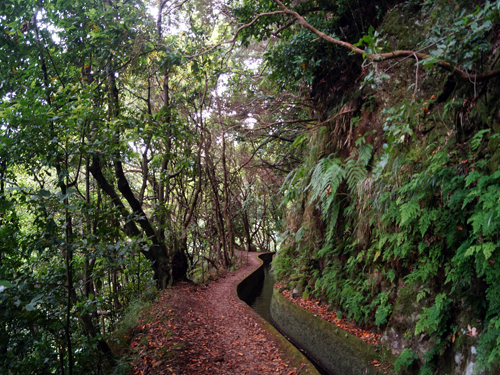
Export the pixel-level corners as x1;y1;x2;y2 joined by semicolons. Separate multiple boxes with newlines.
241;255;330;375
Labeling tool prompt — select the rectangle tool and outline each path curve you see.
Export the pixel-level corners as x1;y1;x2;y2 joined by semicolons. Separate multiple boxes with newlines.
134;252;304;374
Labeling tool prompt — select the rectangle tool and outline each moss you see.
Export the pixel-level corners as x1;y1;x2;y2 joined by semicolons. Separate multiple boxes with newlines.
259;318;320;374
381;283;436;367
489;147;500;174
381;4;426;51
383;284;424;347
420;67;448;96
392;284;421;318
483;101;500;171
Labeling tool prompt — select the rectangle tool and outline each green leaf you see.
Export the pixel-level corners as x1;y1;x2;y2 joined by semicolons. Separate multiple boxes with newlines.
38;189;51;197
482;242;496;259
394;348;418;373
25;302;38;311
295;227;305;241
0;280;14;288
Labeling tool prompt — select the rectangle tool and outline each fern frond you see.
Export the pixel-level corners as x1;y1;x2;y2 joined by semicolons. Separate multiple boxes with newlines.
306;158;345;205
279;165;307;207
345;144;373;192
305;158;345;230
358;144;373;167
346;165;367;191
324;198;341;240
280;169;296;194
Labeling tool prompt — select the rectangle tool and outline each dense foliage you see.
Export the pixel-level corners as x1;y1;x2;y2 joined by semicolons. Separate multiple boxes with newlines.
0;0;287;373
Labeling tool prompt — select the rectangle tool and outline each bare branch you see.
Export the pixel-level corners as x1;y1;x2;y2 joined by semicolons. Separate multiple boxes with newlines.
247;118;317;134
304;109;357;131
271;19;296;37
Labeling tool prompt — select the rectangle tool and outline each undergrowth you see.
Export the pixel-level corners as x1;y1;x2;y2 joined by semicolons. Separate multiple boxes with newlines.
108;286;159;375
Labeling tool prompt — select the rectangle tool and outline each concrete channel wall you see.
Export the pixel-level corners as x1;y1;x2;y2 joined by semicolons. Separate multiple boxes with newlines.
236;252;274;302
270;289;379;375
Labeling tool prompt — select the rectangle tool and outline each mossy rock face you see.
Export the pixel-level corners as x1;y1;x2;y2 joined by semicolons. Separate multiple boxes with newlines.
278;1;500;373
381;283;430;362
369;3;451;137
472;81;500;173
489;146;500;174
446;303;488;375
382;3;427;51
382;0;472;52
382;283;491;374
374;0;457;109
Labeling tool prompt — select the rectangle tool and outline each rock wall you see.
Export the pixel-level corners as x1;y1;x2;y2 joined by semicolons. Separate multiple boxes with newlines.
273;1;500;372
381;283;487;375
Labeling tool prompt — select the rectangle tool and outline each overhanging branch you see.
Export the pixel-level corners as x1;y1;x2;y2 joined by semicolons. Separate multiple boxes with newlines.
273;0;499;82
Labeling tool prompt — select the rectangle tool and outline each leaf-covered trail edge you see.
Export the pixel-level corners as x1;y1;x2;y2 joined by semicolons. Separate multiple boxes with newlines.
128;252;305;375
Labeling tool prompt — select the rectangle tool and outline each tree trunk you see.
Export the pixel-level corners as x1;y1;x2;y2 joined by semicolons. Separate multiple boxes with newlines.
242;211;253;253
222;135;235;260
89;157;171;288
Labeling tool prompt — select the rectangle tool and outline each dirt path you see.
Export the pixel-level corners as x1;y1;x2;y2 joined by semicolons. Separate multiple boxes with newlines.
130;252;301;375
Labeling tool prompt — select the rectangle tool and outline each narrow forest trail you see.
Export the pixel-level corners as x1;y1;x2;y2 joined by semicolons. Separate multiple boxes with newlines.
129;252;305;375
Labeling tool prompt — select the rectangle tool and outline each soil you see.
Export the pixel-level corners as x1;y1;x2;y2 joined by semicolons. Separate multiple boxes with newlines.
129;252;300;375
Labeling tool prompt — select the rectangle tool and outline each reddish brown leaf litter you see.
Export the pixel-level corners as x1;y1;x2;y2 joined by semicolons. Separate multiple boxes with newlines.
276;283;382;346
129;253;303;375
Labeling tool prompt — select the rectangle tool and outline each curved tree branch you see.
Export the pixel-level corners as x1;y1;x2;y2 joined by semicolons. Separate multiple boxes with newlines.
273;0;500;82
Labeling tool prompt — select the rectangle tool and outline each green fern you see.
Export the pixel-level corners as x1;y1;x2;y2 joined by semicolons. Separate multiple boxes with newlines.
306;158;345;226
399;199;421;226
279;165;307;207
345;144;373;192
394;348;418;373
306;158;344;203
415;293;452;335
358;144;373;166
